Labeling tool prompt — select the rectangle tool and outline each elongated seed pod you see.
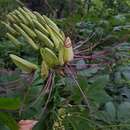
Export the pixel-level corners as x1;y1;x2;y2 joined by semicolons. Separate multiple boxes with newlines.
63;37;74;63
33;11;46;26
43;15;59;32
18;7;33;25
20;23;36;38
7;14;15;23
40;48;58;68
49;26;64;46
41;60;49;79
14;10;28;25
35;29;54;48
60;30;66;41
48;24;64;42
1;22;17;35
58;46;64;65
6;33;21;47
10;54;38;73
47;18;65;43
33;20;49;36
14;24;39;50
45;25;60;48
23;7;37;20
10;13;21;23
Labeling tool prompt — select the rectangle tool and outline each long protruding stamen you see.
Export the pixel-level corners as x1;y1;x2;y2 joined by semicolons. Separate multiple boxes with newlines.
38;72;55;119
74;50;110;60
29;72;53;108
74;55;95;60
74;32;96;50
65;65;91;111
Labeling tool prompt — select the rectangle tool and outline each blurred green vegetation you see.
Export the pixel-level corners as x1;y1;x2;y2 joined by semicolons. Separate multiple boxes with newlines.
0;0;130;130
0;0;18;38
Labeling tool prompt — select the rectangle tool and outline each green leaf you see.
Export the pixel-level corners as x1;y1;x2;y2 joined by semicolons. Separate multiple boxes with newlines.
0;112;18;130
87;75;111;105
63;108;95;130
118;102;130;122
0;98;20;110
105;102;116;122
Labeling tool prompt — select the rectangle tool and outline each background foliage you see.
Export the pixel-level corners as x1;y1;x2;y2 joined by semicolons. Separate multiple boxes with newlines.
0;0;130;130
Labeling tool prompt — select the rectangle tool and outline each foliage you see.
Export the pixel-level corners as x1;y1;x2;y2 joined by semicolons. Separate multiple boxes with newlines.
0;97;20;130
0;0;18;38
0;40;20;68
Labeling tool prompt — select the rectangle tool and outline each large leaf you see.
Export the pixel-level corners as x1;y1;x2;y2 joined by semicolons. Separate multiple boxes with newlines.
105;102;116;122
0;98;20;110
87;75;111;105
0;112;18;130
63;108;95;130
118;102;130;122
95;102;116;124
